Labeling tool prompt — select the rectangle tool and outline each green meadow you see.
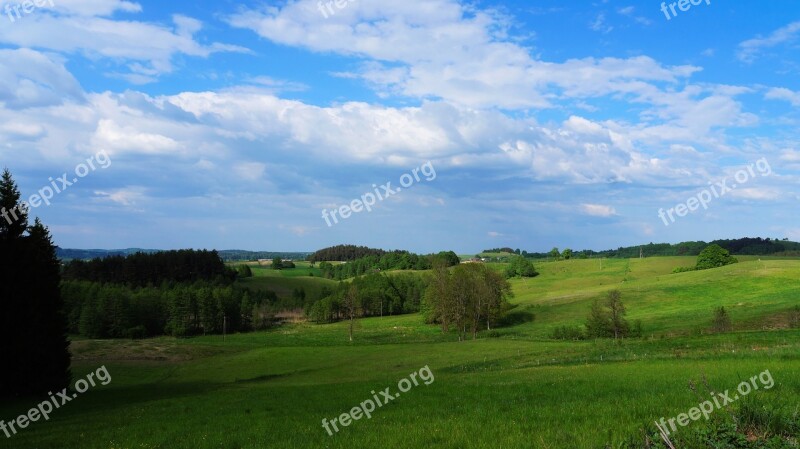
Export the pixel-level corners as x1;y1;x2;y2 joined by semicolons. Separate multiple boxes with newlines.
2;256;799;449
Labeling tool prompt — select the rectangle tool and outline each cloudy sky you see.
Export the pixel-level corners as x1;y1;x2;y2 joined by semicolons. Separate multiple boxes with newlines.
1;0;799;253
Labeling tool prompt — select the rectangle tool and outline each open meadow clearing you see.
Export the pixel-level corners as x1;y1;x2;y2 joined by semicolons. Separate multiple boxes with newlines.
2;257;798;449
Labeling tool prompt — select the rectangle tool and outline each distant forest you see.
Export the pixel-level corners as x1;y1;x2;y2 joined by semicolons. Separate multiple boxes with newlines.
57;247;311;262
489;238;800;259
308;244;388;262
317;250;461;280
61;250;276;338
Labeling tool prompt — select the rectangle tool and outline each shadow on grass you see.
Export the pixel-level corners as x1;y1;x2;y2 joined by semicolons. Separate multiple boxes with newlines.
497;307;536;327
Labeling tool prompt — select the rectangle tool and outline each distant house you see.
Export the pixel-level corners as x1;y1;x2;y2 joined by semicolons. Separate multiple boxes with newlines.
462;258;484;264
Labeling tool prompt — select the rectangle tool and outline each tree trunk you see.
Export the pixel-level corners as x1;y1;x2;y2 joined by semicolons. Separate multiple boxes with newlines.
349;315;353;342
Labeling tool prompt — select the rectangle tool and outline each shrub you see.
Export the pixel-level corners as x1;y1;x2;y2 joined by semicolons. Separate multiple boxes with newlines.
236;264;253;278
550;325;585;340
124;325;147;339
788;306;800;329
712;306;732;333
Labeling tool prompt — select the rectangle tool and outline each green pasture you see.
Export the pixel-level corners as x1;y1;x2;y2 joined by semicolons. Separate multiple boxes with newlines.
2;256;799;449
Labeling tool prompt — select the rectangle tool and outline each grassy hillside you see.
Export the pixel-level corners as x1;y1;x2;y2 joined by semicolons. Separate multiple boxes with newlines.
2;256;799;449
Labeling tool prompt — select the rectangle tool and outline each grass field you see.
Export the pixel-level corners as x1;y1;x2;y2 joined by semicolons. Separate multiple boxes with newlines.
2;256;799;448
237;261;337;300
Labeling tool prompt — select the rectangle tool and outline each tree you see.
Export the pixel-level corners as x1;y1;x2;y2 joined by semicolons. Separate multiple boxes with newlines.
1;171;71;398
237;264;253;278
605;290;629;339
549;247;561;261
272;257;283;270
711;306;732;333
0;169;28;239
585;299;611;338
424;263;512;340
504;256;538;278
343;284;360;342
423;261;453;332
431;251;460;267
585;290;631;340
562;248;573;260
696;244;738;271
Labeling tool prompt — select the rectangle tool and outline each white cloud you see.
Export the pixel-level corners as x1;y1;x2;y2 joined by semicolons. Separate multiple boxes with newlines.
0;49;84;109
94;186;146;207
0;9;248;83
738;21;800;63
92;119;181;155
729;188;781;201
581;204;617;217
52;0;142;16
765;87;800;106
590;13;613;34
234;162;267;181
227;1;699;110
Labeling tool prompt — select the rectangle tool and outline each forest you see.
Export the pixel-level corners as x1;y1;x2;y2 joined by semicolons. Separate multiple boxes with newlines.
61;250;276;338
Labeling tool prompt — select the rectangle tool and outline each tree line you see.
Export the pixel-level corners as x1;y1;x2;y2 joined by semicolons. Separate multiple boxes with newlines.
306;272;428;324
60;249;283;338
308;244;388;262
62;249;236;287
517;237;800;260
62;280;277;338
423;263;513;341
318;251;460;280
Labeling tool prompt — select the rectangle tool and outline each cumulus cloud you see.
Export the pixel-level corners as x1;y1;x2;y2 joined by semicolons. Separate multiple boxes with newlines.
765;87;800;106
227;1;699;110
0;6;248;83
738;21;800;63
581;204;617;217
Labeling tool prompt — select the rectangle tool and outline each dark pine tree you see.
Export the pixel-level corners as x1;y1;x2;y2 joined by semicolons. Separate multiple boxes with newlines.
0;169;71;398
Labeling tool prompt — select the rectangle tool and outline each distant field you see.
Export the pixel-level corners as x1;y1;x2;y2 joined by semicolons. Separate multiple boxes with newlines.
2;256;799;449
227;261;334;299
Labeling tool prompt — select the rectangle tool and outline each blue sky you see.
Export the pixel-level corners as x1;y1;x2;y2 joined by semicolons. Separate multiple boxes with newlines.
1;0;799;253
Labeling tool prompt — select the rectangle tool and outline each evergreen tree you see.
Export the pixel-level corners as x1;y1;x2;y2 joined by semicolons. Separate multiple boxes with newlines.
0;170;71;398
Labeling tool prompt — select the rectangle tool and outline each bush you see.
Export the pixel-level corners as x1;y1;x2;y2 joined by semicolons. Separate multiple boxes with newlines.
237;264;253;278
617;398;800;448
124;325;147;339
672;266;695;273
789;306;800;329
550;325;585;340
504;256;539;278
712;306;732;333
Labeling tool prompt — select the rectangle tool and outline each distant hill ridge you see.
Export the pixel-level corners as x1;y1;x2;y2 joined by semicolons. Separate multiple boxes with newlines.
56;248;312;262
58;237;800;263
486;237;800;259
